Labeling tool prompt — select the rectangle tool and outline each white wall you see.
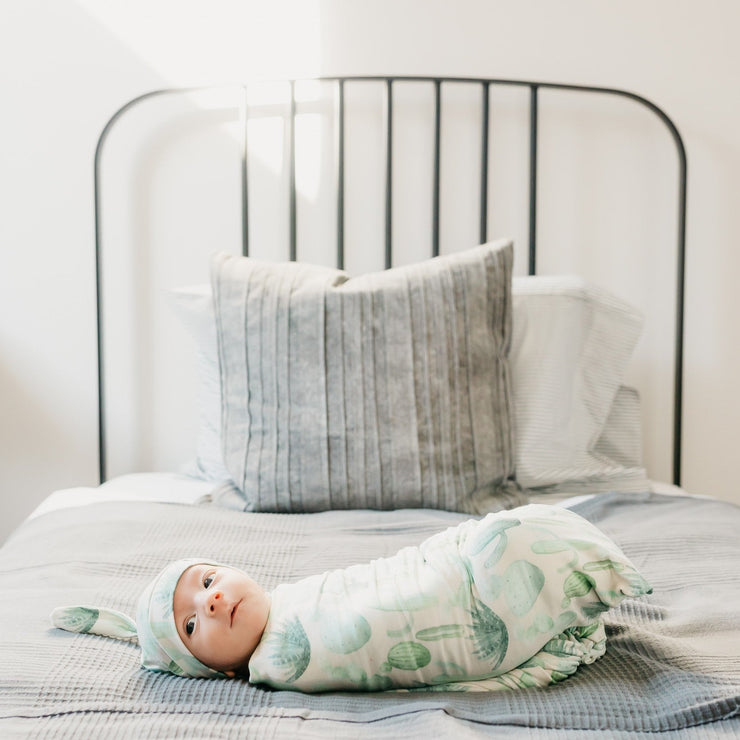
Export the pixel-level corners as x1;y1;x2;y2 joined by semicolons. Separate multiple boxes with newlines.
2;0;739;544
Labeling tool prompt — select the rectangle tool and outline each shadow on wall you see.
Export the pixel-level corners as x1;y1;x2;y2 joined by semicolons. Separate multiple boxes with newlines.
0;1;174;543
0;360;86;546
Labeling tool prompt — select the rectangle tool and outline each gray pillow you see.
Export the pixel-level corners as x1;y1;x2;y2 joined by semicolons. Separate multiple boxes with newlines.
211;240;521;513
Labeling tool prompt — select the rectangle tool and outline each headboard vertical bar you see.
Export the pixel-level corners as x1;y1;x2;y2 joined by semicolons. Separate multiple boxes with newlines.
432;79;442;257
528;85;539;275
94;137;107;484
336;79;346;270
289;80;297;261
384;79;393;268
673;156;688;484
480;82;490;245
241;86;249;257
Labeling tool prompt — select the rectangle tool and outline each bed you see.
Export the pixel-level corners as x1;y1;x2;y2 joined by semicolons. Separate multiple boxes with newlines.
2;76;738;738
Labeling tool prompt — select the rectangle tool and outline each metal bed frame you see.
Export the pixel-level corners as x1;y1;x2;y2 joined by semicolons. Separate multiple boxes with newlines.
93;76;687;486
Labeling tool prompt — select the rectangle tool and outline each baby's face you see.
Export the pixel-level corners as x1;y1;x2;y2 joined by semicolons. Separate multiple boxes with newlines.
173;564;270;675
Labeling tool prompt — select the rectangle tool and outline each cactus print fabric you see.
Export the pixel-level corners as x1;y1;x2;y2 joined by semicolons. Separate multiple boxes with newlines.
248;504;651;692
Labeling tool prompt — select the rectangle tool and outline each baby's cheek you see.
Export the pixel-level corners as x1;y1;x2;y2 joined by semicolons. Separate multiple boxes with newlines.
193;629;219;663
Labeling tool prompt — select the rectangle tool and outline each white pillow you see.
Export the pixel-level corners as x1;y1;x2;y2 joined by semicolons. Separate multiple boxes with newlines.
167;284;230;482
168;275;647;492
510;276;645;490
595;385;643;470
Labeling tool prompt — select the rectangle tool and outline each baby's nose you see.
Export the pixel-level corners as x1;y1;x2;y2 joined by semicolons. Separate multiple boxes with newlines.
208;591;224;613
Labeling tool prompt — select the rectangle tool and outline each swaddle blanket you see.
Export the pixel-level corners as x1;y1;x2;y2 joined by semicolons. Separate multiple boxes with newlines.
248;504;651;692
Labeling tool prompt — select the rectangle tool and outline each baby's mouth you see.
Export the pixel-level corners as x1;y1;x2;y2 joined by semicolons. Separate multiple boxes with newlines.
230;600;242;626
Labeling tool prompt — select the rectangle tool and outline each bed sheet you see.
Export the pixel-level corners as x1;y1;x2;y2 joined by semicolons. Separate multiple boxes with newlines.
27;473;241;520
1;487;738;738
27;472;686;521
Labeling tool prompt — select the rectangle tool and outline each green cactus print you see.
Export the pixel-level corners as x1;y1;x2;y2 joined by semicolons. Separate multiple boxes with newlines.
268;617;311;683
386;621;413;639
387;641;432;670
580;601;611;619
167;660;185;676
503;560;545;616
517;610;577;642
55;606;99;634
319;610;371;654
564;571;596;598
561;570;596;608
583;558;626;572
571;621;602;639
469;598;508;669
468;517;521;568
415;624;467;641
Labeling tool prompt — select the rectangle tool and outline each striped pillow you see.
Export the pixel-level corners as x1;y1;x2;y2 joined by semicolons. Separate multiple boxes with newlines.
211;240;521;513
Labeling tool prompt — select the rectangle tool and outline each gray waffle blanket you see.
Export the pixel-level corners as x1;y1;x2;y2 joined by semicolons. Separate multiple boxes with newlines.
0;491;738;738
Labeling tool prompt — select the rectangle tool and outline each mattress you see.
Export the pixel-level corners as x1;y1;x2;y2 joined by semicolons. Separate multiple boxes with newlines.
2;481;739;738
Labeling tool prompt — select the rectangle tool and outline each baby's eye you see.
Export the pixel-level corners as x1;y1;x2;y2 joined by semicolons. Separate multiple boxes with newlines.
186;618;195;636
203;575;214;589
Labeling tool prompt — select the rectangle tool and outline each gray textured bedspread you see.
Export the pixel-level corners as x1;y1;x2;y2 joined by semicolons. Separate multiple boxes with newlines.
0;492;738;738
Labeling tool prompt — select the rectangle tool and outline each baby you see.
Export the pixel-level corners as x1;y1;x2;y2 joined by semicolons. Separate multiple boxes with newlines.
172;560;269;677
52;504;652;692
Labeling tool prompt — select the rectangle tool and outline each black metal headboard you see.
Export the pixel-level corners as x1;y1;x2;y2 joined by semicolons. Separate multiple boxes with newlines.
94;76;687;486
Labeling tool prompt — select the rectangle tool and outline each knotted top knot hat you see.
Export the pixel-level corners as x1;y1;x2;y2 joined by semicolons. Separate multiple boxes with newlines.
50;558;225;678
